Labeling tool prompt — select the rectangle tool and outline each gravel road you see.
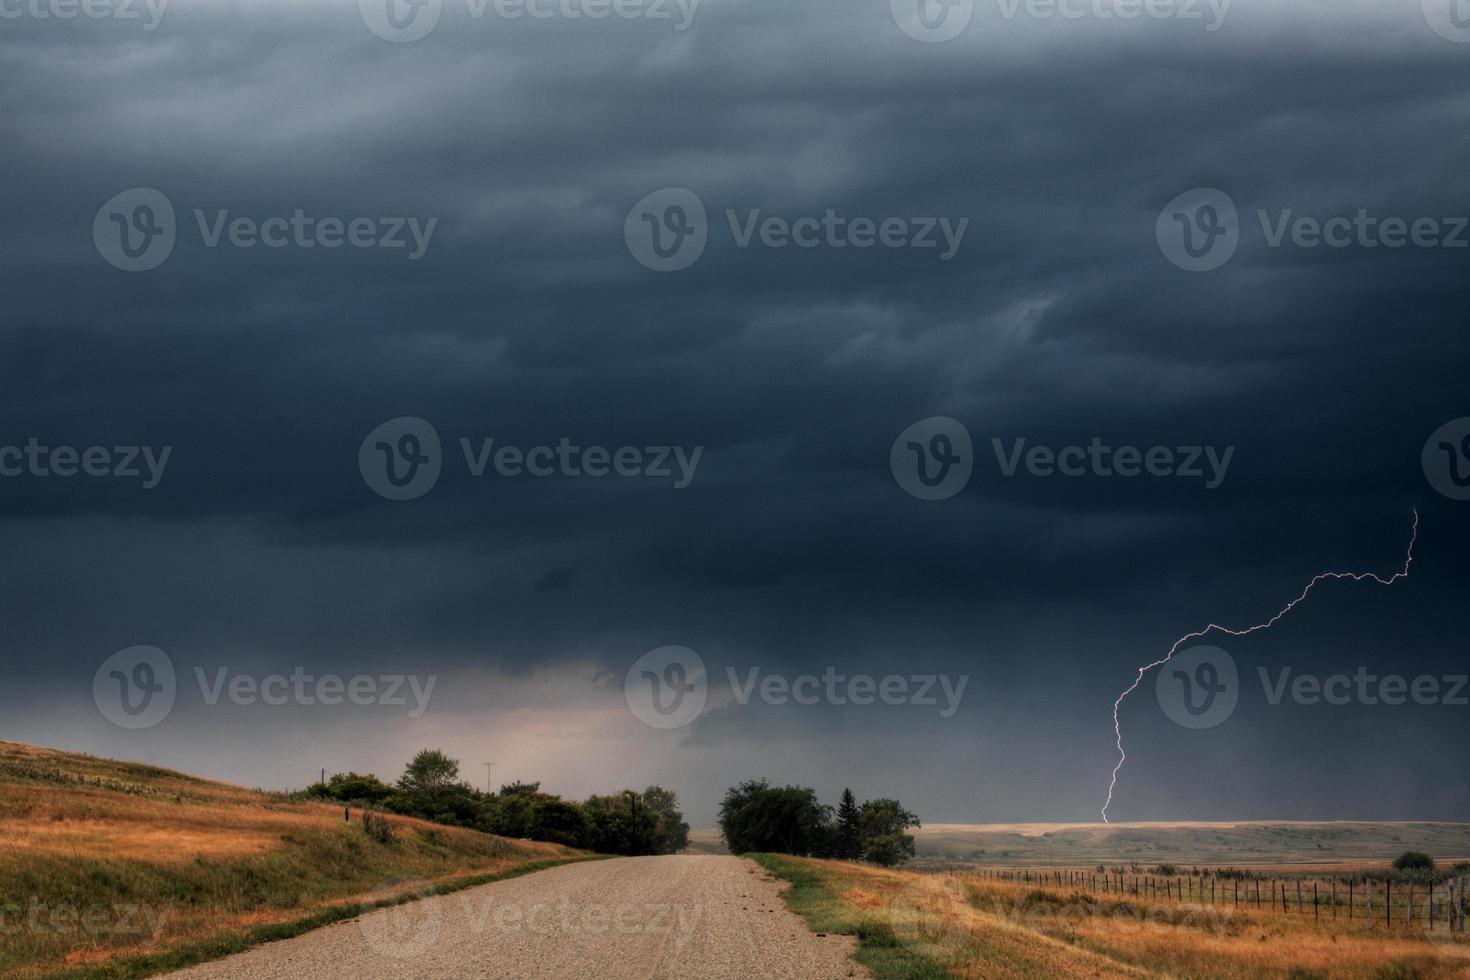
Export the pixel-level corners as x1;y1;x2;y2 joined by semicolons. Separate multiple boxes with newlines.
167;855;866;979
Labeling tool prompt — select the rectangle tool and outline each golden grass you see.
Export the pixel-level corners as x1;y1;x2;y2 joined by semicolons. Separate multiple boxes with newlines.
0;740;584;979
767;855;1470;979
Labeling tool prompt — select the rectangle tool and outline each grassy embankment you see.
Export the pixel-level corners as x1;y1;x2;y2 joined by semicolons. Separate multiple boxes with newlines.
753;853;1470;979
0;741;593;979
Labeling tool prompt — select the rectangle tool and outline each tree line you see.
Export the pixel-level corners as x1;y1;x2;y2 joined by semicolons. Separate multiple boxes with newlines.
305;749;689;857
718;779;920;866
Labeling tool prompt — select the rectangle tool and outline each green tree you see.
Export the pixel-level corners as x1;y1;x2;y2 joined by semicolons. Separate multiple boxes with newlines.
1393;851;1434;872
527;799;591;847
856;798;919;866
834;788;861;860
641;785;691;854
582;791;662;855
397;750;462;795
862;833;914;867
306;772;393;804
718;779;832;856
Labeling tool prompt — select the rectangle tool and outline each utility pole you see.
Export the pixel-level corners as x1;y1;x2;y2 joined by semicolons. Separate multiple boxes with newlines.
483;762;497;792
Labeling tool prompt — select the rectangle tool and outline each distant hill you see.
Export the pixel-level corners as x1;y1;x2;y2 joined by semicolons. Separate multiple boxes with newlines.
690;820;1470;868
0;740;586;979
912;821;1470;868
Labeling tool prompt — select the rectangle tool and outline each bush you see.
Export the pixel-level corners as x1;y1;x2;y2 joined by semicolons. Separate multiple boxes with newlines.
719;780;833;856
527;800;591;848
305;771;393;804
360;808;398;845
718;780;919;866
1393;851;1434;872
862;832;915;867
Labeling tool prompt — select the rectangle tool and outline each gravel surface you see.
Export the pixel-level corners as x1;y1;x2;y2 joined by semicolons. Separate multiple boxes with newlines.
167;855;866;979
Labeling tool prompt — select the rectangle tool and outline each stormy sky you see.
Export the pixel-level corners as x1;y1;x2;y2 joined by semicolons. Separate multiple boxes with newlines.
1;0;1468;827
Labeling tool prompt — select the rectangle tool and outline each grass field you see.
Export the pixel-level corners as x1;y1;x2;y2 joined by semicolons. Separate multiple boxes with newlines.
756;854;1470;979
910;823;1470;870
693;822;1470;868
0;740;590;979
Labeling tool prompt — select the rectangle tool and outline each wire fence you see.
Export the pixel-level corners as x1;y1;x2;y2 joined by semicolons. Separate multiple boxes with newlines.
975;868;1470;933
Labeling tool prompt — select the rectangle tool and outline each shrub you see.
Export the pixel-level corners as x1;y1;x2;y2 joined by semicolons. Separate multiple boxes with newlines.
1392;851;1434;872
360;808;398;845
719;780;832;856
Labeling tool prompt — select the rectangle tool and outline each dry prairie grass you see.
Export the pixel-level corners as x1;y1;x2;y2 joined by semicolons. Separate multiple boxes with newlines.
0;740;585;979
758;854;1470;979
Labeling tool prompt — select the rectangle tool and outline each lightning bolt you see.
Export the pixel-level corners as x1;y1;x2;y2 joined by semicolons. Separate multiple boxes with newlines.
1101;508;1419;824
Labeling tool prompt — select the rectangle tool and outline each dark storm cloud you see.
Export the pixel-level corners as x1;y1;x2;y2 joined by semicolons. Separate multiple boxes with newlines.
1;0;1467;822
